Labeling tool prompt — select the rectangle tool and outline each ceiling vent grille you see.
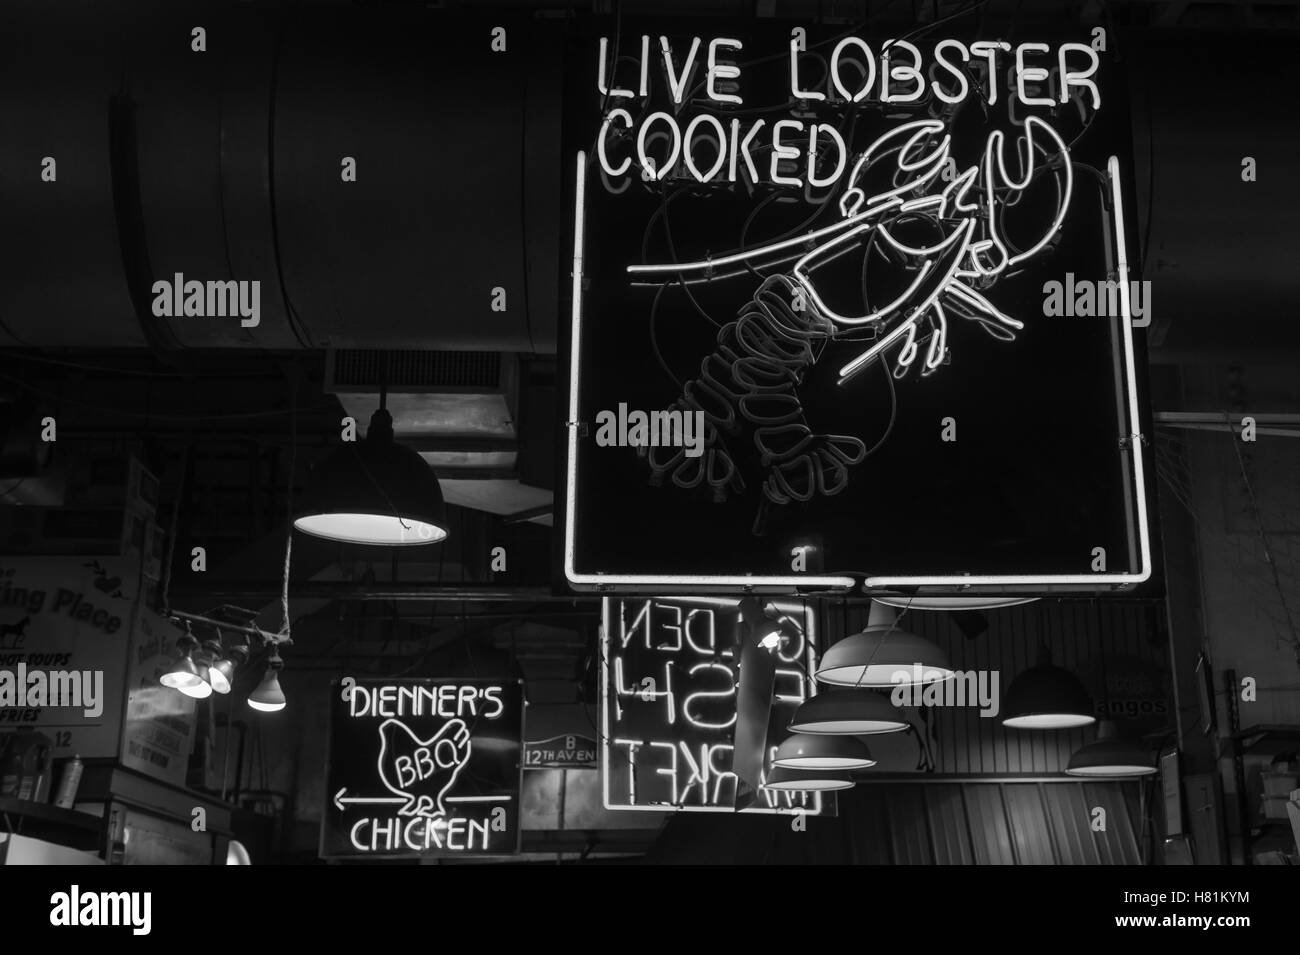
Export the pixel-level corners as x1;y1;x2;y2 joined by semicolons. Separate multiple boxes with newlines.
327;349;503;392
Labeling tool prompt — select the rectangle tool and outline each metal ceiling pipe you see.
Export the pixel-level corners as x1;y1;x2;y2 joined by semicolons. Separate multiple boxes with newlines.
0;3;561;352
170;584;593;602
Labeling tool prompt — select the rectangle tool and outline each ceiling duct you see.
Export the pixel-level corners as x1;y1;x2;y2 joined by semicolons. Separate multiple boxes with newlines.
0;3;561;353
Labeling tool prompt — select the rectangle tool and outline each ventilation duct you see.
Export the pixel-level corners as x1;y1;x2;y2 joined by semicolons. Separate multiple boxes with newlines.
0;4;561;353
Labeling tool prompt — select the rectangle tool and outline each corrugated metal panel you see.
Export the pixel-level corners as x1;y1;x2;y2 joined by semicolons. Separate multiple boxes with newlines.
1003;784;1058;865
923;786;976;865
961;784;1018;865
1084;782;1145;865
1042;783;1100;865
646;782;1144;864
885;785;934;865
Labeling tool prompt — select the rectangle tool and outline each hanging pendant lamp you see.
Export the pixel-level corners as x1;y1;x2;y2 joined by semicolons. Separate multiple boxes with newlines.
789;688;910;735
178;649;214;699
1002;646;1096;730
763;766;855;792
1065;720;1155;776
160;630;203;690
772;733;875;770
248;648;287;713
293;397;448;546
816;601;953;688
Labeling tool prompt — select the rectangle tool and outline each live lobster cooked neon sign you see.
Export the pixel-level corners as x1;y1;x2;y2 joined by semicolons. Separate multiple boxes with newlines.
565;28;1151;592
595;35;1100;191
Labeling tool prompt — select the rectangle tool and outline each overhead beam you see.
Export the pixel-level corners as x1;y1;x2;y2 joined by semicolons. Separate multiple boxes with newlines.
171;584;594;602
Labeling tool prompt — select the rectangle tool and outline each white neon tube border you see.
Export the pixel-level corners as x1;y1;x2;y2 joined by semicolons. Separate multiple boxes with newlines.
599;596;822;814
564;150;855;592
862;156;1151;590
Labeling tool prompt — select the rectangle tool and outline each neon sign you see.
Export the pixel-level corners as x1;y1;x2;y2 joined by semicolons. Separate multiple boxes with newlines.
564;22;1150;595
594;37;1100;189
321;678;523;858
600;596;825;814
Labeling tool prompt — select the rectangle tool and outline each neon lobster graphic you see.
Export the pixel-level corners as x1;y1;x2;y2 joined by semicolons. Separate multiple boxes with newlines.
628;116;1073;530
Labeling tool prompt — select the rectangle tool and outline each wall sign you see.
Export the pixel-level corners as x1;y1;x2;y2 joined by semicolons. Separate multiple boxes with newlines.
0;557;136;759
564;21;1151;596
600;596;825;814
525;734;597;769
321;678;524;859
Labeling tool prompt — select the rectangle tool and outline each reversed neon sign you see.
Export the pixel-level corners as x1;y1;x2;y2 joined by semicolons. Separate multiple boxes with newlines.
600;597;825;814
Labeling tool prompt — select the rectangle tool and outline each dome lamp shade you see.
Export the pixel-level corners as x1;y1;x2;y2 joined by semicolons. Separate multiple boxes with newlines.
248;648;287;713
816;602;953;688
160;632;202;690
293;407;448;546
789;688;910;735
763;766;855;792
1065;721;1156;777
772;733;875;770
1002;648;1096;730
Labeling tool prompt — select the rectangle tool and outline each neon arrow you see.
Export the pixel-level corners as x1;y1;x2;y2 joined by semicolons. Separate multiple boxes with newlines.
333;788;406;812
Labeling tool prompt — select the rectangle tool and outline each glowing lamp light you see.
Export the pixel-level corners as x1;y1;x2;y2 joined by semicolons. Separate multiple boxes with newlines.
202;639;233;695
816;601;953;688
160;634;202;690
178;670;213;700
293;407;447;546
764;766;855;792
248;650;287;713
160;656;201;690
772;733;875;770
1002;649;1096;730
1065;721;1155;777
789;688;910;735
177;645;215;699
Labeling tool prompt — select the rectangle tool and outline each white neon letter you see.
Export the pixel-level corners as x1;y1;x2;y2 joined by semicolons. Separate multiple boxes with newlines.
707;38;743;105
597;37;634;98
807;123;847;188
683;113;728;182
770;119;805;187
597;108;633;177
660;36;701;105
737;118;766;185
1015;43;1055;107
884;39;924;103
683;663;737;730
789;38;825;101
1058;42;1101;109
969;41;1010;105
638;35;650;97
831;37;876;103
637;111;681;181
932;39;969;104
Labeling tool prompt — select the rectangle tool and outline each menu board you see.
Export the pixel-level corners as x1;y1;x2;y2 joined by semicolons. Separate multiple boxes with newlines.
321;678;525;859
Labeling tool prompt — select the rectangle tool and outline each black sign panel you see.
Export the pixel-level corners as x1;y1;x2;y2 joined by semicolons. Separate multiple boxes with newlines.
321;678;524;859
600;596;826;814
563;21;1152;596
